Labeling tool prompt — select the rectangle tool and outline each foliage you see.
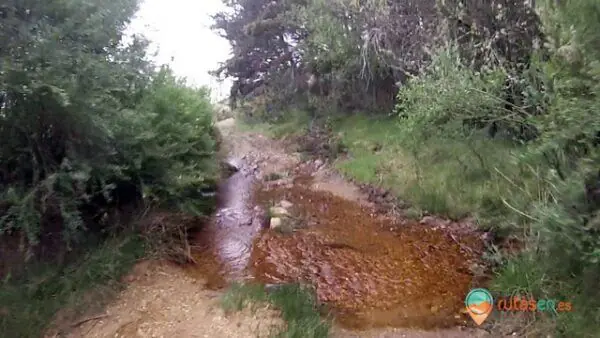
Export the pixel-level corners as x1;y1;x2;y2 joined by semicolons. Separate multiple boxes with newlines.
114;68;218;215
382;1;600;335
395;47;506;142
437;0;545;71
214;0;543;119
0;0;220;335
0;235;146;337
0;0;218;275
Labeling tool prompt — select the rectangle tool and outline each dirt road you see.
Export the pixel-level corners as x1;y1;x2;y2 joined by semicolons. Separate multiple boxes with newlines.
54;118;491;338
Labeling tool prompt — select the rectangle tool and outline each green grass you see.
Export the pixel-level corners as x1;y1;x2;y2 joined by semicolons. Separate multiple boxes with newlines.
489;252;600;337
331;115;548;228
221;282;330;338
0;234;145;337
236;110;312;139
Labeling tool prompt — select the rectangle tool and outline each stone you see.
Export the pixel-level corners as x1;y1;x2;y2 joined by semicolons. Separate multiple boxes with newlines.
253;207;270;229
269;217;282;229
269;206;289;217
279;200;293;209
275;222;294;234
220;159;239;177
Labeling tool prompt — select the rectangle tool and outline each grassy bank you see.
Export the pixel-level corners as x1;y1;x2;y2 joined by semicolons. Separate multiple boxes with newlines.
221;283;330;338
237;106;597;336
332;116;547;230
0;235;145;336
236;110;313;140
241;112;543;228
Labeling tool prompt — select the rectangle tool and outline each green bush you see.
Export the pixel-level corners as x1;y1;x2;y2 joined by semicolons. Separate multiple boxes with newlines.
388;1;600;335
0;0;218;271
500;2;600;336
395;47;506;141
0;0;220;335
114;68;219;215
386;48;545;224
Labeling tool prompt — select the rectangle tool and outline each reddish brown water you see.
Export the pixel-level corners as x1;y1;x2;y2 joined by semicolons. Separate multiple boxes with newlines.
251;182;482;329
190;160;483;330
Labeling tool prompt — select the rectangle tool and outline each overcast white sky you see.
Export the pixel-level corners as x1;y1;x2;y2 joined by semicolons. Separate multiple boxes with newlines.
126;0;233;100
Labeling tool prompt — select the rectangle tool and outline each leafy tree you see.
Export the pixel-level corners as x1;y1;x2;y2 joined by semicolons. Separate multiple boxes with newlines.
212;0;305;107
214;0;544;117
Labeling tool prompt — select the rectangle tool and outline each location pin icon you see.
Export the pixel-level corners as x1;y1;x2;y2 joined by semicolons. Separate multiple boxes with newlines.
465;288;493;326
468;310;490;325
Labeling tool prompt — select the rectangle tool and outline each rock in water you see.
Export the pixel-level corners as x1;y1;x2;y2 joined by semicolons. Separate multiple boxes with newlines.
269;217;283;229
220;159;239;177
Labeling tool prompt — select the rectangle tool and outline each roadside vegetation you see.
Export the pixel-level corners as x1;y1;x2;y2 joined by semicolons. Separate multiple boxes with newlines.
213;0;600;336
221;283;330;338
0;0;219;336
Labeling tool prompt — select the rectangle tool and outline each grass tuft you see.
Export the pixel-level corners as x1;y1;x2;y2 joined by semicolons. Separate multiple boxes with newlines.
221;282;330;338
237;110;312;140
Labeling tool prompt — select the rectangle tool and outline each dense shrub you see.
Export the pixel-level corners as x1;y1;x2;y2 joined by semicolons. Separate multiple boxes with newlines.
390;1;600;335
114;68;218;215
396;48;506;142
0;0;218;273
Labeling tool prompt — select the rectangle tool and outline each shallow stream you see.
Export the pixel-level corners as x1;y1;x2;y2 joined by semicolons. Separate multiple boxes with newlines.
190;157;483;330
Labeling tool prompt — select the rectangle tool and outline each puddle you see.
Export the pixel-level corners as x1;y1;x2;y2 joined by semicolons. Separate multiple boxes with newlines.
250;180;482;330
189;158;483;330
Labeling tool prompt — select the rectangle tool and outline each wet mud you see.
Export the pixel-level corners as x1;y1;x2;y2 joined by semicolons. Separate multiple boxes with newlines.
250;178;483;330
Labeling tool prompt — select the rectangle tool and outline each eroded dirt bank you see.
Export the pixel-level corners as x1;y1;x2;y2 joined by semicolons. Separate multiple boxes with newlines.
56;119;490;338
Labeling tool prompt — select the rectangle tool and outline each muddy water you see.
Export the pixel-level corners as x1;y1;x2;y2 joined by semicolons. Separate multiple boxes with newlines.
251;180;482;330
190;158;263;287
191;159;482;330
